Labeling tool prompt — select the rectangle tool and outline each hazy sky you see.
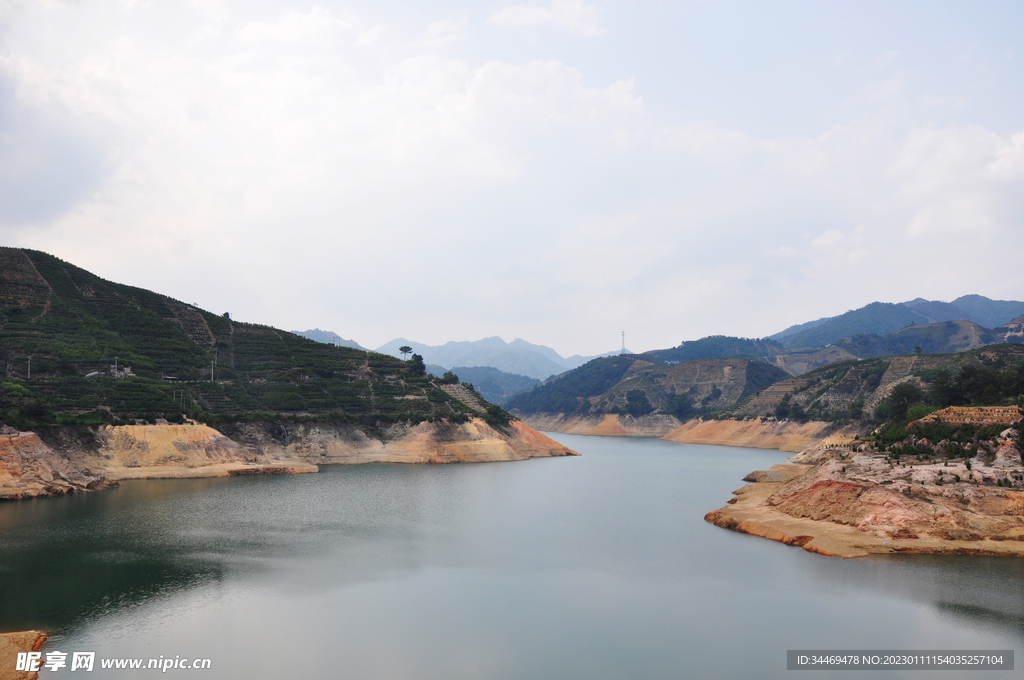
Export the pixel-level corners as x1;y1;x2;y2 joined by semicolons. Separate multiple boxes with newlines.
2;1;1022;356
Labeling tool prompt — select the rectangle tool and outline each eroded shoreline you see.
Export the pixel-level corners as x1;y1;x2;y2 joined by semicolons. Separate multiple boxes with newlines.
1;418;577;501
705;427;1024;558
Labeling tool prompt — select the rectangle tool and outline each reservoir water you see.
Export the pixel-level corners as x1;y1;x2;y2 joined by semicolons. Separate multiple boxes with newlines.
1;433;1021;679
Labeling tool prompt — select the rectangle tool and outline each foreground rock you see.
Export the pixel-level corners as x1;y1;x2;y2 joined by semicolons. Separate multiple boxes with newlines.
521;413;682;438
0;630;47;680
705;429;1024;558
663;417;857;452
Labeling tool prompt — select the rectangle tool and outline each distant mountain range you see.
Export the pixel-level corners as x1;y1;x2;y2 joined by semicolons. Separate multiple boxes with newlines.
770;296;1024;349
374;336;623;381
505;294;1024;422
294;295;1024;405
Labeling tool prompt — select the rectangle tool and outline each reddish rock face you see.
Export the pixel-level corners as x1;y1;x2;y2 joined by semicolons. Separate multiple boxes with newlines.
0;432;113;500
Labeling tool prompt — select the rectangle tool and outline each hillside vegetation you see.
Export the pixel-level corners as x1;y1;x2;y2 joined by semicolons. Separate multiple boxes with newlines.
507;355;790;420
0;248;492;432
729;343;1024;427
780;302;936;349
642;336;784;363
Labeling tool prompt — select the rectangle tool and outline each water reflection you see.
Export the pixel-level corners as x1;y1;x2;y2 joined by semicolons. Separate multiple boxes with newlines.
0;481;232;633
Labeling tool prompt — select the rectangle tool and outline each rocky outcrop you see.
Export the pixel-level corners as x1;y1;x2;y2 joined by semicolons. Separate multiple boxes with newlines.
663;417;856;452
521;413;682;438
0;630;47;680
705;427;1024;558
0;431;113;500
222;418;578;464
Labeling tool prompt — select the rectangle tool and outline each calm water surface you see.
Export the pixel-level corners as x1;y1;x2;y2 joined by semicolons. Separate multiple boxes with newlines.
1;434;1021;679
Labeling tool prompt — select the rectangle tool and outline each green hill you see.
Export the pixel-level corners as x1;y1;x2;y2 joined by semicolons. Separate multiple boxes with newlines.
507;354;790;420
642;335;784;363
780;302;931;349
506;356;638;415
730;343;1024;424
0;248;489;431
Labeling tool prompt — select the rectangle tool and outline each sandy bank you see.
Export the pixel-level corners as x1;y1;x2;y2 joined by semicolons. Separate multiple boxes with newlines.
663;417;857;452
225;418;578;464
520;413;681;438
0;630;47;680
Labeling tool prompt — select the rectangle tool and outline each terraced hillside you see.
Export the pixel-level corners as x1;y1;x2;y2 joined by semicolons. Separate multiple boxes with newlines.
0;248;486;429
507;354;790;420
729;344;1024;422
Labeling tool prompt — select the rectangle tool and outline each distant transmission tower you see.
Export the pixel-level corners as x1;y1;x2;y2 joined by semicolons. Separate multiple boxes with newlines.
621;331;625;355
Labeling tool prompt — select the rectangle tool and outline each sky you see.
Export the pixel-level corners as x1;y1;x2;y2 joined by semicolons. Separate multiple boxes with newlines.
1;0;1022;357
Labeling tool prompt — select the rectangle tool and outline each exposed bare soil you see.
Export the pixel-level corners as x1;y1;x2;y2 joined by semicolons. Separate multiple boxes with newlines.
522;413;682;437
1;419;576;499
705;429;1024;558
662;417;857;452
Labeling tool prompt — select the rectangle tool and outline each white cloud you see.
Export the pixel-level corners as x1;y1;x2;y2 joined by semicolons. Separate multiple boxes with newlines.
0;2;646;347
888;125;1024;238
0;1;1022;353
422;18;467;47
488;0;604;38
